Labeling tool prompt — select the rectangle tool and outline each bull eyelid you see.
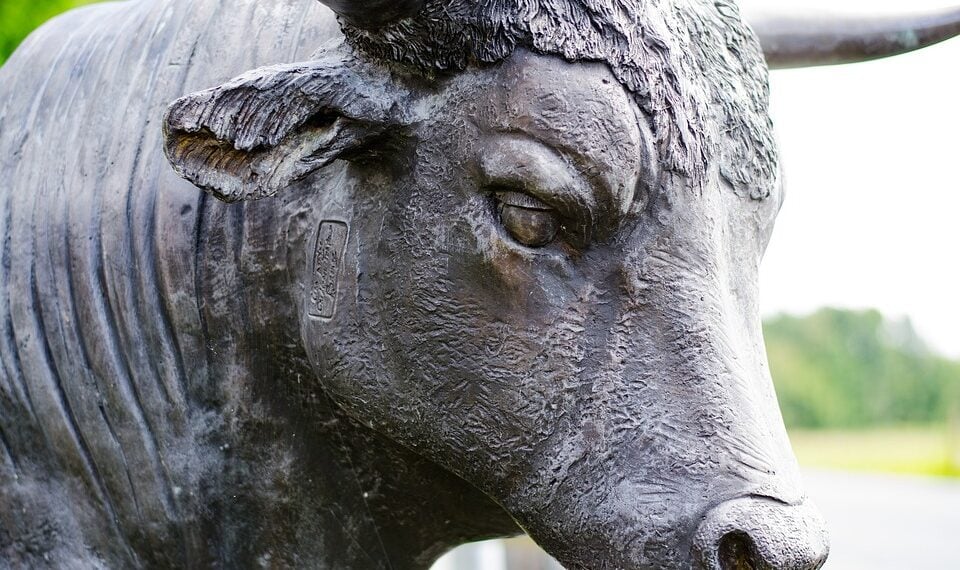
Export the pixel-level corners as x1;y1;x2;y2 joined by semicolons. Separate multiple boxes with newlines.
478;135;596;222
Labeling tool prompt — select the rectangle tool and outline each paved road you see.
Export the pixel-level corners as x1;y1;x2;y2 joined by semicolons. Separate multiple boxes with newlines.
804;469;960;570
432;469;960;569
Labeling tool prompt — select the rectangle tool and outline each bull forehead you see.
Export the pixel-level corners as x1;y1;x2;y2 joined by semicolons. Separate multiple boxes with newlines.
440;50;654;221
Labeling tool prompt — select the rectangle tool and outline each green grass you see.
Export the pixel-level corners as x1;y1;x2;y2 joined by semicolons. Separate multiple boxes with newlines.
788;426;960;478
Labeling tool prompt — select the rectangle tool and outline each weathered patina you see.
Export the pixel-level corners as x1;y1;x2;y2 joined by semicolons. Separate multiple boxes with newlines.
0;0;957;568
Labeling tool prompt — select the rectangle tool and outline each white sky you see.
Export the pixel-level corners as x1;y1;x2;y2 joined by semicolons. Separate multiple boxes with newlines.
739;0;960;357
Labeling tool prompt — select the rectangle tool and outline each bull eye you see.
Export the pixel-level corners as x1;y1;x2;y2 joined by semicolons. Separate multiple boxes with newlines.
495;190;559;248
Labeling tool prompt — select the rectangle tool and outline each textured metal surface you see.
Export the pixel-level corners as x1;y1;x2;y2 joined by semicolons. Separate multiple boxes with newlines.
1;0;956;568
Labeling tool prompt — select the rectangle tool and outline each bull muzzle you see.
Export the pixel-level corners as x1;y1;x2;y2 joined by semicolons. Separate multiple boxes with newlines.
693;497;829;570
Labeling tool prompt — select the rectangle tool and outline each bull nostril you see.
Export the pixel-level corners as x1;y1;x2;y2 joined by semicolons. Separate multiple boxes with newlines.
693;497;829;570
718;531;769;570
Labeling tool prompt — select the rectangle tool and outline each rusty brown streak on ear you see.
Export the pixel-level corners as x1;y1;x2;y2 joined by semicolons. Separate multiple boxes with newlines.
747;7;960;69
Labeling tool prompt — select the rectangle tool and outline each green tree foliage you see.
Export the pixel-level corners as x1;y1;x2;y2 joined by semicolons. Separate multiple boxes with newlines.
0;0;103;66
765;308;960;429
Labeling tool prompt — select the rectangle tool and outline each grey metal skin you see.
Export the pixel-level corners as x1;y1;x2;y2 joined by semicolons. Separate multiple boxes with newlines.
0;0;957;569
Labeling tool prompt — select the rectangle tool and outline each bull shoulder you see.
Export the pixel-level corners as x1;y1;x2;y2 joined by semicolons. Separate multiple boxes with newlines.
0;0;338;566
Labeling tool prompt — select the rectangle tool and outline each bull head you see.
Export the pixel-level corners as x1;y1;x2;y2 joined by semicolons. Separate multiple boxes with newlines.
163;1;959;569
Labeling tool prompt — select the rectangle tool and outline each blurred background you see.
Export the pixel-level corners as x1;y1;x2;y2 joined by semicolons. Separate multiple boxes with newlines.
3;0;958;568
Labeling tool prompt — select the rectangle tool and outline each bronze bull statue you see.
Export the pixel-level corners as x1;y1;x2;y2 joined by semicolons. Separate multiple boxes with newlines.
1;0;958;568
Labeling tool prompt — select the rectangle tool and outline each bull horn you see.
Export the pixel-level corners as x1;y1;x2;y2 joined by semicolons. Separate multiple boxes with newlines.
747;7;960;69
316;0;425;28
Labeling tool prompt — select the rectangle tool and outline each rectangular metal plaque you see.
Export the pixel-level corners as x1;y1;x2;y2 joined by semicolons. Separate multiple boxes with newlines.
309;220;349;319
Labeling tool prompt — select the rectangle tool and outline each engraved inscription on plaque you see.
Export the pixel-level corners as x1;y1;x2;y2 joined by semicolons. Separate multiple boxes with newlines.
310;221;349;319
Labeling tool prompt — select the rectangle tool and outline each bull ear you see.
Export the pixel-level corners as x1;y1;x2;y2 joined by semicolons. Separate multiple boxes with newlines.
163;50;407;203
